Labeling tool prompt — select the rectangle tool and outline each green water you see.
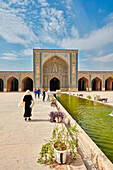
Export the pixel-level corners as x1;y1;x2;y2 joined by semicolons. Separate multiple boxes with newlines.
57;94;113;163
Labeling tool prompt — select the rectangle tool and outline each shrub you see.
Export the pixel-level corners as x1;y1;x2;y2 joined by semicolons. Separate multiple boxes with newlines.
87;95;92;99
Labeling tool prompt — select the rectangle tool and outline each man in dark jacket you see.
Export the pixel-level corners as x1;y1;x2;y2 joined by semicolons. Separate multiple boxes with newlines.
37;88;41;98
43;90;46;101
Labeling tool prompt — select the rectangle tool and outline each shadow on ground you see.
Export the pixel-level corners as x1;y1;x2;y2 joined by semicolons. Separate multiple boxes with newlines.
29;119;50;122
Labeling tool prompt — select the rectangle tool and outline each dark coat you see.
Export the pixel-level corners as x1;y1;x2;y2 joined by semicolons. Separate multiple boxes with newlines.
23;95;33;117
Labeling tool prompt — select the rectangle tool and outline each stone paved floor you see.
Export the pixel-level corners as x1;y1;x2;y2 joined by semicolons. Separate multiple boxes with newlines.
0;92;87;170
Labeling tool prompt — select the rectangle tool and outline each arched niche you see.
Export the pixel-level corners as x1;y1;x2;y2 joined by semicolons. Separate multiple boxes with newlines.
43;56;68;89
92;77;102;91
0;78;4;91
105;77;113;91
21;77;33;91
7;76;18;92
78;77;88;91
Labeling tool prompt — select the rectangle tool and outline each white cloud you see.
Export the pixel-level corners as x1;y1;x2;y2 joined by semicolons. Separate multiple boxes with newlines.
105;12;113;23
0;8;38;46
40;7;66;36
98;9;103;13
8;0;29;6
71;26;79;38
93;53;113;62
59;23;113;50
1;53;19;60
38;0;49;7
22;49;33;56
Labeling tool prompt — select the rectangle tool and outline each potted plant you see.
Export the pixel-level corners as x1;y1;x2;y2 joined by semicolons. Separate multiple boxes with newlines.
55;111;64;123
51;99;56;107
49;111;64;123
100;98;108;103
37;124;78;168
79;94;83;97
49;111;56;122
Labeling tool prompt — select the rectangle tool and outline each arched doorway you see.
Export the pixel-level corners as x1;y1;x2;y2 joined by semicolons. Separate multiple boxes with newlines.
50;77;60;91
43;56;68;89
78;77;88;91
92;77;102;91
0;78;3;91
105;77;113;91
7;77;18;91
22;77;33;91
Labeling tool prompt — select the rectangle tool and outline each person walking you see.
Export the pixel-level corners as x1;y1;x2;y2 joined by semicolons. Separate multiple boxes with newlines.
43;89;46;101
37;88;41;98
34;88;37;99
47;89;51;101
18;90;35;121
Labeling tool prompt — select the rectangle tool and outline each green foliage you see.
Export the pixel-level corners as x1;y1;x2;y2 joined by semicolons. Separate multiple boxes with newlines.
37;124;78;168
77;94;78;96
51;99;55;102
87;95;92;99
98;98;101;101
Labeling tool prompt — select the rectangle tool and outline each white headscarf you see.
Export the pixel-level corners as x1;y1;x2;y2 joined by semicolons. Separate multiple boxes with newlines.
25;90;31;95
18;90;35;107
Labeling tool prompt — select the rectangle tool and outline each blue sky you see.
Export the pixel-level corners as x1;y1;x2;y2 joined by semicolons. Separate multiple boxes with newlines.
0;0;113;71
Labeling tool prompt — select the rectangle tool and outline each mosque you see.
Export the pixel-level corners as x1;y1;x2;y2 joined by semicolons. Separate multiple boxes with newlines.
0;49;113;92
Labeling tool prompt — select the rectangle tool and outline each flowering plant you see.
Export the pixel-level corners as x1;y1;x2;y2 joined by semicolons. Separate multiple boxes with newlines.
51;101;56;105
49;111;64;122
79;94;83;97
100;98;108;102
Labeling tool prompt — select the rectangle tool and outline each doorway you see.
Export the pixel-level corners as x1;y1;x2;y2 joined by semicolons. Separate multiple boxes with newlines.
50;77;60;91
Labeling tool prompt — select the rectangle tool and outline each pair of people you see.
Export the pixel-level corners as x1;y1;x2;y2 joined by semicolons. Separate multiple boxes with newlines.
42;89;51;101
34;88;41;98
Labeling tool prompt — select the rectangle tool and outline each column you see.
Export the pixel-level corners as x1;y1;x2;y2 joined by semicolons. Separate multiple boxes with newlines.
70;53;72;90
102;75;105;91
19;75;21;92
4;75;7;92
33;52;36;89
89;75;92;91
40;52;42;88
76;52;78;91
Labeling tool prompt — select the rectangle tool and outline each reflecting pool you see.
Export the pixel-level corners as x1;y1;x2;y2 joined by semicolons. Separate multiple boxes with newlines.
56;94;113;163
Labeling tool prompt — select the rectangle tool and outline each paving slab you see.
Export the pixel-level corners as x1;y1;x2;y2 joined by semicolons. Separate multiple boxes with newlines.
0;92;87;170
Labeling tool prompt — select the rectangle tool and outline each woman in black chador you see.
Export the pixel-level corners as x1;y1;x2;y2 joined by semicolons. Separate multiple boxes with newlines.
18;90;35;121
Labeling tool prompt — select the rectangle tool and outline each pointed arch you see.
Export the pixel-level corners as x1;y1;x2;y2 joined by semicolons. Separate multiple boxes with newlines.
21;77;33;91
105;77;113;91
92;77;102;91
0;78;3;91
78;77;88;91
50;77;60;91
7;76;18;92
43;56;68;89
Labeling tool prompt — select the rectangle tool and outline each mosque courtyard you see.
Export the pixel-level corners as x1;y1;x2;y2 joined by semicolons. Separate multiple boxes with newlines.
0;92;88;170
